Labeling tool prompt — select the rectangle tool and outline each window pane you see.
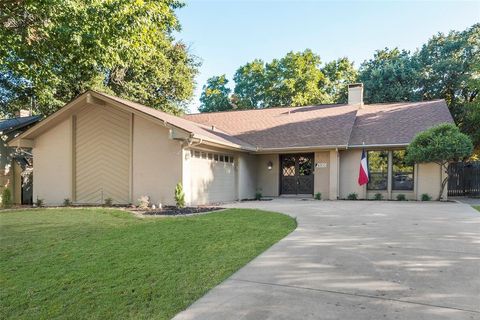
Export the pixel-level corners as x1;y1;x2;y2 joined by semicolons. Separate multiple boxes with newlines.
367;151;388;190
219;155;224;162
194;151;200;158
392;150;414;190
229;156;234;163
214;154;218;161
208;153;213;160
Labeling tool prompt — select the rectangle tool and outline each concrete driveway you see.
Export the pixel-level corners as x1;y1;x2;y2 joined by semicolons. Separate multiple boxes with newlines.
174;200;480;320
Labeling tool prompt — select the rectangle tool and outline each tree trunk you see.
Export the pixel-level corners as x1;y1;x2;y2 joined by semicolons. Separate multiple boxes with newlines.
438;162;449;201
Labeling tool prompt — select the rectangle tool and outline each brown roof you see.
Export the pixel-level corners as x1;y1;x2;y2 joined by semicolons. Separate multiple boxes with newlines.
12;90;453;152
184;104;359;149
348;100;454;146
185;100;454;149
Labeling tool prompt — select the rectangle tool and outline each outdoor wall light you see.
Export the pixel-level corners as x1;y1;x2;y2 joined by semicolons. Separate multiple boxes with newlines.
267;161;273;170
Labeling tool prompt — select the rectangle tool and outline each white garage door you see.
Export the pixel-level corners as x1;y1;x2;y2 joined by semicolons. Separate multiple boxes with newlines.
189;150;237;204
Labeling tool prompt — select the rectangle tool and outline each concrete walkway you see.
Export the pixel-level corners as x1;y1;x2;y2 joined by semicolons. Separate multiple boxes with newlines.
174;200;480;320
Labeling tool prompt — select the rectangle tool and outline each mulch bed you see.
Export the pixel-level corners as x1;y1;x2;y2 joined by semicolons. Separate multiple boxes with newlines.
143;206;223;216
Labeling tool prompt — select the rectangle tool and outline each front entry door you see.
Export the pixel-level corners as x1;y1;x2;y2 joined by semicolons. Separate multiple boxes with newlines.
280;154;314;195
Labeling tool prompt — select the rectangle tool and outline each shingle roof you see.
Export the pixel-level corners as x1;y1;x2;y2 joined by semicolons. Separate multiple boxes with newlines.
0;115;42;134
185;100;454;149
348;100;454;146
184;104;359;149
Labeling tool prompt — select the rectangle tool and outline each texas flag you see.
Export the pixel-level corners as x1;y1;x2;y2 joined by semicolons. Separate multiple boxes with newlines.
358;149;369;186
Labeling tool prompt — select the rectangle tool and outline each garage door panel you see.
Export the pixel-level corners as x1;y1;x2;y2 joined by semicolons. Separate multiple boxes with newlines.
75;104;131;204
189;154;237;204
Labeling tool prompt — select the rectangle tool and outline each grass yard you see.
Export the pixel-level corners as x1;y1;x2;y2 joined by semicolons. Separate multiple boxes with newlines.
0;208;296;320
473;206;480;212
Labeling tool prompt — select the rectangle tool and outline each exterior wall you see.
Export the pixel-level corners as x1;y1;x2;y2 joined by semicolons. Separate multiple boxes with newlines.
132;115;182;206
74;103;131;204
417;162;444;200
314;151;330;199
238;153;257;200
340;149;444;200
339;149;364;199
33;119;72;205
256;154;279;197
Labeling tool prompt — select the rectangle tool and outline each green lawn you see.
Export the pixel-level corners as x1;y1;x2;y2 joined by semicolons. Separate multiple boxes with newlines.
473;206;480;212
0;208;296;320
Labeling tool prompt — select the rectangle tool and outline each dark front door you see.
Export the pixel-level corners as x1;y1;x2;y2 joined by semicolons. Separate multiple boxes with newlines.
280;153;314;195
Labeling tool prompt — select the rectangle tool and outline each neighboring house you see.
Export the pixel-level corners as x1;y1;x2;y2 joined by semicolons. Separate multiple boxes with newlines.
9;84;453;206
0;113;42;205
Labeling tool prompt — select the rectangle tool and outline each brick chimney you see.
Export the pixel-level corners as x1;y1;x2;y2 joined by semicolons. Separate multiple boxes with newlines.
15;109;32;117
348;83;364;107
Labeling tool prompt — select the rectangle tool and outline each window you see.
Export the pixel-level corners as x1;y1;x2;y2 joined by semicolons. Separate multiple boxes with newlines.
367;151;388;190
194;151;200;158
214;154;218;161
208;153;213;160
392;150;414;190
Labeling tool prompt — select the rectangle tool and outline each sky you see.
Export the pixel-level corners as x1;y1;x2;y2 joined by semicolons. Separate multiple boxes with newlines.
176;0;480;112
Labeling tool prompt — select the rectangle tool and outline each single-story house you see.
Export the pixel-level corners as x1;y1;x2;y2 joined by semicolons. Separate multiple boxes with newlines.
1;112;42;205
9;84;453;206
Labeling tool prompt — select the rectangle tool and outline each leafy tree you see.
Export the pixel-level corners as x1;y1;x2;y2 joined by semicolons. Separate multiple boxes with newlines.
263;49;329;107
233;59;266;109
0;0;198;117
198;75;232;113
322;57;358;103
405;123;473;200
359;48;420;103
415;24;479;121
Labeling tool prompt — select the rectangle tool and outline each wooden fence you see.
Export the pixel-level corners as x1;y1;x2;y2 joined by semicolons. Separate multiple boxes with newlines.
448;162;480;197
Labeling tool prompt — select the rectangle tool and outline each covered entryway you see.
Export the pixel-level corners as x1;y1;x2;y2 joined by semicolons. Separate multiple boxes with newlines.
280;153;314;195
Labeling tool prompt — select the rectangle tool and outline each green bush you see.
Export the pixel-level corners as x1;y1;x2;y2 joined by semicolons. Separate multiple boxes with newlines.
373;193;383;200
174;183;186;208
104;198;113;207
255;192;262;200
35;197;44;207
421;193;432;201
1;188;12;208
314;192;322;200
347;193;358;200
396;194;406;201
63;198;72;206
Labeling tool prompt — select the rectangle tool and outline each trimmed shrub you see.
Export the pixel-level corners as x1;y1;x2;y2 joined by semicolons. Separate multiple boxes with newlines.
63;198;72;206
396;194;407;201
35;197;44;207
255;192;262;200
138;195;150;209
175;183;185;208
315;192;322;200
421;193;432;201
104;198;113;207
374;193;383;200
347;193;358;200
1;188;12;208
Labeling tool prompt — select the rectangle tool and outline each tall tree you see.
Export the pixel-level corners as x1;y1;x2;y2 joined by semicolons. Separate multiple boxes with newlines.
233;59;266;109
0;0;198;116
415;23;480;122
198;75;232;113
322;57;358;103
263;49;329;107
358;48;420;104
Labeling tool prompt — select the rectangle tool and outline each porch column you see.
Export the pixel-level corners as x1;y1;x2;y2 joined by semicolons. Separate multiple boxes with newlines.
329;149;339;200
